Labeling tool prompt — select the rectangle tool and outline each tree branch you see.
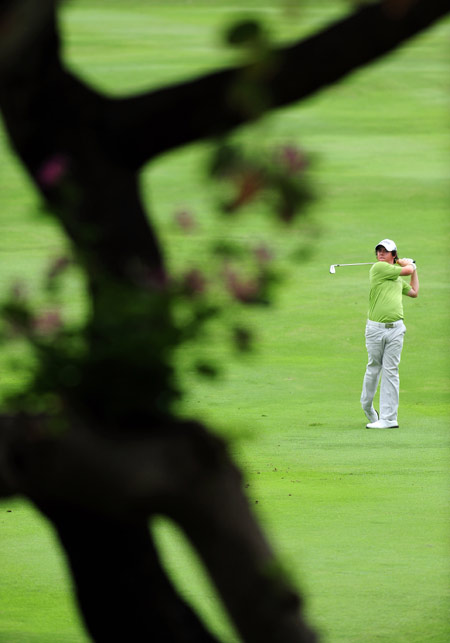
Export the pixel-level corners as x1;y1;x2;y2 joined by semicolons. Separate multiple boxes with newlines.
101;0;450;167
0;413;316;641
0;0;59;74
0;12;164;282
37;504;220;642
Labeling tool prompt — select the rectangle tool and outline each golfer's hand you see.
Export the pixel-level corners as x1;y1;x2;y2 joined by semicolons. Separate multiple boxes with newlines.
398;257;415;266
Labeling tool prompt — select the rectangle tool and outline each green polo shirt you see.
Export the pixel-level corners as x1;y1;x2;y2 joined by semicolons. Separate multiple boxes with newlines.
368;261;411;323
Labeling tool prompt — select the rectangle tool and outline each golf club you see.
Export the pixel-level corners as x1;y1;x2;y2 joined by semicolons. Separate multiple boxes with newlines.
329;262;374;274
329;259;415;274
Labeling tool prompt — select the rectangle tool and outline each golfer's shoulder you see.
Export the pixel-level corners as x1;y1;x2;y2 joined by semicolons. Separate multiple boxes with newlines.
371;261;401;279
369;262;386;278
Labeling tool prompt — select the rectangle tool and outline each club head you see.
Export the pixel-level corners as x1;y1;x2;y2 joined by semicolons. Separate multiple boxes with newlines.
329;265;336;274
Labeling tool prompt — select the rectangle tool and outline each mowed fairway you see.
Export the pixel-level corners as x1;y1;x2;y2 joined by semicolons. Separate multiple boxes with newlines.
0;2;449;642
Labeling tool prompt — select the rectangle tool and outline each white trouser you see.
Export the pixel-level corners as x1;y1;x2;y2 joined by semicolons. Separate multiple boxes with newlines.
360;319;406;423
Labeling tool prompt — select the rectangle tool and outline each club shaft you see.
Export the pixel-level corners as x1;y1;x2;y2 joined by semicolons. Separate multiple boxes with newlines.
333;262;374;267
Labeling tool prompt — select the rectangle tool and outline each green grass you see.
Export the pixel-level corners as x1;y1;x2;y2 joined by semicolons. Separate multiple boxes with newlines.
0;500;87;642
0;2;449;641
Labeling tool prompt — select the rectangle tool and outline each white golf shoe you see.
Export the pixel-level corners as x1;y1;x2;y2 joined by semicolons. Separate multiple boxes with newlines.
365;409;379;423
366;419;399;429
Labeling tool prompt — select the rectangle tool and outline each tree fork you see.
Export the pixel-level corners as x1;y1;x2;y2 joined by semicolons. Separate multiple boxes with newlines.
37;503;221;643
0;413;316;641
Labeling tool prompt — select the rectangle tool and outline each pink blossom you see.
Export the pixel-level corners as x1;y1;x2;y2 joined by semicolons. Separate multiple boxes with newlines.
174;209;197;231
36;154;69;188
183;269;207;296
254;244;274;264
47;256;72;280
275;145;307;174
32;310;63;336
227;169;265;212
224;265;260;303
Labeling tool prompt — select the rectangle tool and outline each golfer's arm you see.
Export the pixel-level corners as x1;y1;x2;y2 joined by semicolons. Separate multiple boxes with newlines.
407;269;419;298
398;261;414;275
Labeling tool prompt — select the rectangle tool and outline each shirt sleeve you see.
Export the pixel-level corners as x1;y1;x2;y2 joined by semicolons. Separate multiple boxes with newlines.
372;261;402;281
402;280;412;295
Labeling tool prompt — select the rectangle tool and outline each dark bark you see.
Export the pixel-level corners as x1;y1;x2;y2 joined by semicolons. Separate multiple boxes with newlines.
1;413;316;642
0;14;163;283
38;503;220;643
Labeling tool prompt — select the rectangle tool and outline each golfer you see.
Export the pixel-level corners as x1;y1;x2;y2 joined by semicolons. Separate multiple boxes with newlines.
361;239;419;429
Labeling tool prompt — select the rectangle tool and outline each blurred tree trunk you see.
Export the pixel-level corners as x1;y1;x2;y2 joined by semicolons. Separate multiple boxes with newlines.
0;1;448;641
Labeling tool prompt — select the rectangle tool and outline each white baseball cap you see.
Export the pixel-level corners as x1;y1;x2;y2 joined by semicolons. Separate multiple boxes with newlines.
375;238;397;252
